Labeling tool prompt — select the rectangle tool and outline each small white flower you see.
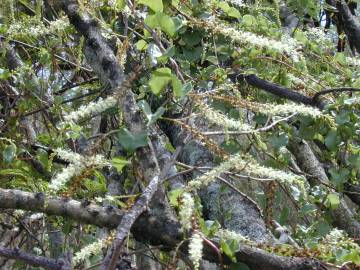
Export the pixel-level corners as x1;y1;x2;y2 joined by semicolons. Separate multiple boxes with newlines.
227;0;245;7
261;102;322;118
218;229;249;243
189;232;203;270
197;103;253;131
213;22;302;62
188;154;244;189
179;192;195;230
49;149;109;192
63;96;117;124
324;229;346;244
73;238;106;265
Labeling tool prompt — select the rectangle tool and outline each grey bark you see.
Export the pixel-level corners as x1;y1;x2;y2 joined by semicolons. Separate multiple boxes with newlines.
0;187;328;270
290;140;360;238
163;117;273;243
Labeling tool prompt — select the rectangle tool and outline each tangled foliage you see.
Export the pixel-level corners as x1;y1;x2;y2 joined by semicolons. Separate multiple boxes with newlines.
0;0;360;269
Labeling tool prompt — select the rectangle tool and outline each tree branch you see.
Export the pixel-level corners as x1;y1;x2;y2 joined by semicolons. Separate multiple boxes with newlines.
60;1;163;269
231;73;328;109
0;188;328;270
0;246;69;270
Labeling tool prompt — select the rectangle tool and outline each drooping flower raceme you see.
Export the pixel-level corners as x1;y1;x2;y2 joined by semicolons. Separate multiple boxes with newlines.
63;96;117;124
197;103;253;131
261;102;322;118
188;231;203;270
218;229;250;244
188;153;306;192
73;238;106;265
188;154;244;190
49;148;109;192
179;192;195;230
213;22;302;62
7;16;69;39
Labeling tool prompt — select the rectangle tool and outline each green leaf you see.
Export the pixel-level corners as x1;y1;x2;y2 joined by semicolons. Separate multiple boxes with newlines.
149;106;165;125
145;13;177;37
294;30;308;44
3;144;16;163
221;239;239;262
171;0;180;7
218;2;230;12
171;76;183;97
227;7;241;18
0;169;28;179
0;68;10;80
299;203;317;216
279;206;289;225
117;128;148;152
158;13;176;36
111;157;130;172
138;100;153;117
136;40;148;51
335;110;350;124
137;0;163;12
168;188;183;207
138;100;165;125
325;193;340;209
329;167;349;187
148;68;172;94
334;53;347;65
116;0;126;10
324;130;340;151
181;82;193;97
268;133;288;150
242;15;256;26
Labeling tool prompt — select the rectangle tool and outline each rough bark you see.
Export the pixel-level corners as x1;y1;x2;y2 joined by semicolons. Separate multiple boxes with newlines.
290;140;360;238
0;246;70;270
337;0;360;54
0;187;328;270
163;118;273;243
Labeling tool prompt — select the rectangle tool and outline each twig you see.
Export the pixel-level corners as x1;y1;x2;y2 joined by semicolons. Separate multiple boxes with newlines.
202;113;297;136
312;87;360;102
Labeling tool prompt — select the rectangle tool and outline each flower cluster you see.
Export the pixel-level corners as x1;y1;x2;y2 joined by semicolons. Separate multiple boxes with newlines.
197;104;253;131
48;16;70;33
323;229;346;245
226;0;245;7
179;192;195;230
261;102;322;118
218;229;249;244
73;238;106;264
6;16;69;39
238;156;307;192
49;149;109;192
287;74;306;88
188;154;244;189
347;56;360;67
188;231;203;270
214;22;302;62
63;96;117;124
188;153;306;193
306;27;328;44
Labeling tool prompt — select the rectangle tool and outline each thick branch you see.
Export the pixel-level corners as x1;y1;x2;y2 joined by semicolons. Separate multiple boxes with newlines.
232;73;327;109
0;188;327;270
0;246;67;270
0;188;123;228
290;140;360;239
60;1;162;269
337;0;360;54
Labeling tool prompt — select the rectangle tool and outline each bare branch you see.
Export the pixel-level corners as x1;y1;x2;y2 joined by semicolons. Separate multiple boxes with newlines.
0;246;69;270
